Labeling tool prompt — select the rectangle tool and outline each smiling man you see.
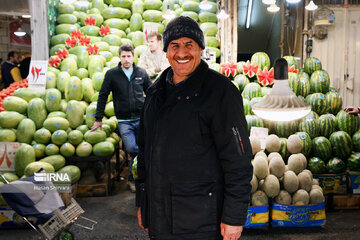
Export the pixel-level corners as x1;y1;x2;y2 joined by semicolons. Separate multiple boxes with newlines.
136;17;253;240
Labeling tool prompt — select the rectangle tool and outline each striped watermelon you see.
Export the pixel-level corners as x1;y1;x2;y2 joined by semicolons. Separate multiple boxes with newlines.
336;110;360;136
347;153;360;171
295;132;312;156
326;91;342;115
327;157;346;173
288;73;301;96
279;137;290;160
299;70;309;79
298;76;310;97
234;74;249;92
275;121;299;138
310;70;330;94
318;114;337;138
306;93;328;115
298;115;319;139
250;97;263;115
246;115;264;134
304;57;322;75
250;52;270;71
243;98;251;115
329;87;337;93
283;56;298;69
261;87;271;97
242;82;262;100
352;130;360;152
311;136;332;161
308;157;327;174
307;111;320;120
263;119;277;134
329;131;353;159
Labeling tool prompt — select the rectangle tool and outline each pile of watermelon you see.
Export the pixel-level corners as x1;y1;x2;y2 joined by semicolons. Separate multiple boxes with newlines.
0;79;28;112
224;52;360;175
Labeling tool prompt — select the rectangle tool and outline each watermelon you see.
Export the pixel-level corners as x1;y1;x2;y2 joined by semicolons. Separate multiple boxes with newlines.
43;117;70;133
199;22;217;37
57;71;70;94
85;104;97;128
39;155;66;171
47;111;66;119
75;68;89;79
294;132;312;156
353;130;360;152
199;12;217;23
0;173;19;183
245;115;264;134
57;165;81;184
0;129;16;142
50;33;70;46
45;144;60;156
326;91;342;115
58;4;74;14
181;11;199;21
336;110;360;136
46;71;57;89
143;10;164;22
304;57;322;75
132;0;144;14
205;36;219;48
347;153;360;171
310;70;330;94
305;93;328;115
13;88;41;102
275;121;299;138
283;56;298;69
288;73;300;96
33;143;46;158
60;142;75;157
181;1;199;12
76;141;93;157
308;157;327;174
327;157;346;173
3;96;28;114
34;128;52;145
51;130;68;146
251;52;270;71
16;119;36;144
68;46;89;69
55;24;78;35
242;82;262;100
66;100;85;129
105;102;115;117
24;162;55;177
318;114;337;138
0;111;25;129
93;141;115;157
65;76;83;101
132;156;138;179
84;129;107;145
27;98;48;129
57;14;77;24
14;144;36;177
311;137;332;161
198;1;217;13
243;99;251;115
61;57;78;76
329;131;353;159
298;76;310;97
80;14;103;27
278;138;290;160
45;88;62;112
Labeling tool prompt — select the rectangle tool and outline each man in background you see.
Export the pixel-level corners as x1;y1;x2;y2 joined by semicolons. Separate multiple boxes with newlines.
1;51;22;88
138;32;169;81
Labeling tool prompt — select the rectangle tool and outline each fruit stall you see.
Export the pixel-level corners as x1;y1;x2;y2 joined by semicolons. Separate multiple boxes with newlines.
0;0;360;231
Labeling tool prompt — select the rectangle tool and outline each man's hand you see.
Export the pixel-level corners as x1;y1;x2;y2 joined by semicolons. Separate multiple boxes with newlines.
344;106;360;115
137;208;148;231
91;121;102;131
220;222;243;240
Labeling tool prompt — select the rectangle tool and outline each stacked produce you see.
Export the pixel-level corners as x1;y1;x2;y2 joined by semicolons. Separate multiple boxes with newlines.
249;134;325;206
0;79;28;112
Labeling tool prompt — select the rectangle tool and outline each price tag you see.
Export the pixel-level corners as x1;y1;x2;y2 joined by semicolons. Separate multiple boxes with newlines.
250;127;268;150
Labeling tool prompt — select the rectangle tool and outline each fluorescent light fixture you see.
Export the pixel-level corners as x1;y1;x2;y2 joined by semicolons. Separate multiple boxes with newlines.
286;0;301;3
262;0;276;4
267;3;280;12
217;9;229;19
252;58;311;122
60;0;76;3
22;15;31;18
14;26;26;37
305;0;318;11
245;0;253;29
199;0;212;11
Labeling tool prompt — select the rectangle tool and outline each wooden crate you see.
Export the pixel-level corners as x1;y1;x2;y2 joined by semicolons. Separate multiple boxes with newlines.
332;194;360;210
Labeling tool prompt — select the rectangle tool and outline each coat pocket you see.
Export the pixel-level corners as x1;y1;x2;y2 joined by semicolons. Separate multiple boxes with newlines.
171;182;217;234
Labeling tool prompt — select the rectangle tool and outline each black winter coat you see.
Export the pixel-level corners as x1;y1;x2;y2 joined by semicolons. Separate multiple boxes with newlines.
136;61;253;240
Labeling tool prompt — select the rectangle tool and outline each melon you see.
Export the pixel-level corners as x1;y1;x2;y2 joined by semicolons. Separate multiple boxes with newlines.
275;190;292;205
268;152;282;163
292;189;310;205
251;190;268;206
265;134;281;153
24;161;55;177
287;154;304;174
297;154;308;171
249;136;261;154
269;157;285;178
287;135;302;154
254;151;267;161
262;174;280;198
297;172;312;192
250;174;258;193
309;189;325;204
312;179;320;186
283;170;299;194
253;157;269;180
311;184;323;193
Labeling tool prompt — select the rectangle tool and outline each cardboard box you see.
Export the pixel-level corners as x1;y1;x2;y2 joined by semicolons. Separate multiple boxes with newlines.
348;171;360;194
332;194;360;209
313;173;347;195
271;202;326;227
243;205;269;229
0;207;36;228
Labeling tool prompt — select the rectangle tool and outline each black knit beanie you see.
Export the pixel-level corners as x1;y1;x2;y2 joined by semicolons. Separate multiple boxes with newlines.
162;16;205;52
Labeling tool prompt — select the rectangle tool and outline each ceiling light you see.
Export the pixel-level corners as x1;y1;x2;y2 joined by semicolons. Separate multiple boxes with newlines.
217;9;229;20
60;0;76;3
267;3;280;12
286;0;301;3
245;0;253;29
252;58;311;122
14;26;26;37
199;0;212;11
305;0;318;11
262;0;276;4
22;15;31;18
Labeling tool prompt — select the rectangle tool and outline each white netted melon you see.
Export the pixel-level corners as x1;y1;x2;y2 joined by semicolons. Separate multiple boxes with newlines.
312;179;320;186
309;189;325;204
253;156;269;180
263;174;280;198
251;190;268;206
287;134;302;154
254;151;267;160
297;171;312;192
268;152;282;163
288;154;304;174
265;134;281;153
269;156;285;178
302;169;313;181
296;153;307;170
283;170;299;193
275;190;292;205
292;189;310;205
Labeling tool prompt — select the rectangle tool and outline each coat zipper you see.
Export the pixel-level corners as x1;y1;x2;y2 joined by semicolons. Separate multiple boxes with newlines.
232;127;244;155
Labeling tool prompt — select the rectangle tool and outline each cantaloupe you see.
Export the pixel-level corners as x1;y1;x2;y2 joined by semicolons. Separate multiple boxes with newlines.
287;134;302;154
258;179;265;191
302;169;313;181
275;190;292;205
249;136;261;154
250;174;258;193
311;184;323;193
255;151;267;160
283;170;299;193
285;165;289;172
263;174;280;198
265;134;281;153
312;179;319;186
269;156;285;178
253;156;269;180
296;153;307;170
309;189;325;204
292;189;310;205
298;171;312;192
251;190;268;206
288;154;304;174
